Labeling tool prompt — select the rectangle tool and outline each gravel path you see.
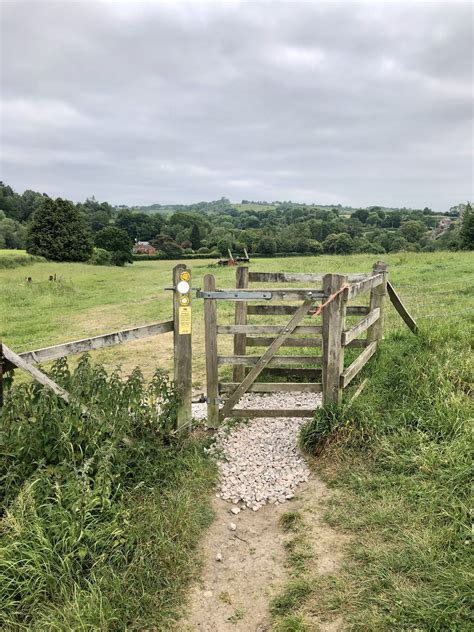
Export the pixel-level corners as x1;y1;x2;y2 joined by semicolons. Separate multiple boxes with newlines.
193;392;321;511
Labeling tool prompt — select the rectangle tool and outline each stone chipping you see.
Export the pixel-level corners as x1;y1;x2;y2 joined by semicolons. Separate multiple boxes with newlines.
193;392;321;511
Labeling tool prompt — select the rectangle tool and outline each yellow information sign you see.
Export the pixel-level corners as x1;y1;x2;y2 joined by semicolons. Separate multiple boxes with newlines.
179;305;192;334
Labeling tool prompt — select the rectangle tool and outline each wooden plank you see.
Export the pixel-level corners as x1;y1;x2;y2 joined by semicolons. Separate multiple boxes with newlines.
219;382;322;393
367;262;388;343
248;272;369;283
219;298;316;420
233;266;249;382
387;281;418;334
342;308;380;346
218;355;323;366
203;274;219;428
322;274;347;405
3;344;71;403
218;324;323;334
230;408;316;418
18;320;174;365
341;341;378;388
248;305;315;316
346;274;383;300
173;265;192;431
246;336;322;347
254;367;321;380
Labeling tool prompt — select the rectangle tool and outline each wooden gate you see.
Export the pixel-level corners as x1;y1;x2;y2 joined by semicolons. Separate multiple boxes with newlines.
200;263;393;427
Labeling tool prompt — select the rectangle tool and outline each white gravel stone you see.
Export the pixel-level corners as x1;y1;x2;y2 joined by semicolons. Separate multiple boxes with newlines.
215;552;223;562
195;392;321;512
228;522;237;531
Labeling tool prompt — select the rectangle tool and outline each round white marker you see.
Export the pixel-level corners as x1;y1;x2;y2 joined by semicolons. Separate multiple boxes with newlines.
177;280;190;294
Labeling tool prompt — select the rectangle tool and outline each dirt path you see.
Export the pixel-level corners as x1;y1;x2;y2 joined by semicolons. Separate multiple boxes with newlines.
179;475;346;632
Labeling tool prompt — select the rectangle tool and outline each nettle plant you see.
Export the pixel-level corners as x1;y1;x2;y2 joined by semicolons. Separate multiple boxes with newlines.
0;355;181;511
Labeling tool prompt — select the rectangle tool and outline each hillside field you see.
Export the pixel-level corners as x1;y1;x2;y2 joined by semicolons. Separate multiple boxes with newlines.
1;251;472;386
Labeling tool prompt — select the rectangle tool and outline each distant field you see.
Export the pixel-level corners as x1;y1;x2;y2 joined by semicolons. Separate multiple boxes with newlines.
0;249;28;256
1;252;472;385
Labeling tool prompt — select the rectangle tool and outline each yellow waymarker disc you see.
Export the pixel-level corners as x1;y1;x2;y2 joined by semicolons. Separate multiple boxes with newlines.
179;295;190;306
180;270;191;282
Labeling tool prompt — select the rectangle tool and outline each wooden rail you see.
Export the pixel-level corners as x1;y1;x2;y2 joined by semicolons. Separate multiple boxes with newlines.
342;308;380;346
15;320;174;367
341;341;378;387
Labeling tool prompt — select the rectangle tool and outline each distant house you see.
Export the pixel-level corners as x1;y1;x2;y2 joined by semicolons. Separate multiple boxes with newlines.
133;240;157;255
431;218;453;240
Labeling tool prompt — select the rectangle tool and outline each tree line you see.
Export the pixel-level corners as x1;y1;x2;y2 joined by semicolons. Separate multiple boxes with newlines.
0;183;472;265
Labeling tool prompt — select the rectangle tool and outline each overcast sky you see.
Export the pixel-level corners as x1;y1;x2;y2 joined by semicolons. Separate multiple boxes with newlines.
1;1;472;211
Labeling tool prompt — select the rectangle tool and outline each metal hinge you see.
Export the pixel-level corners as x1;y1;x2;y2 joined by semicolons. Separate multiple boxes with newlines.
195;290;272;300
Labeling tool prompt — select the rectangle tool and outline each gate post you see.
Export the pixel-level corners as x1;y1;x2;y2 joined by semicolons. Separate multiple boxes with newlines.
322;274;348;405
367;261;388;344
233;266;249;382
203;274;219;428
173;264;192;431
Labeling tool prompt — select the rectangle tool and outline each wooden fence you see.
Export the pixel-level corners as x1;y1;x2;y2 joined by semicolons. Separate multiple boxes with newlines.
0;260;416;430
201;261;416;425
0;264;193;431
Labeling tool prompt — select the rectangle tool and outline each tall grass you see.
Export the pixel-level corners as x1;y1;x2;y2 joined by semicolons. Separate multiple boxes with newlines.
0;357;216;630
295;324;473;630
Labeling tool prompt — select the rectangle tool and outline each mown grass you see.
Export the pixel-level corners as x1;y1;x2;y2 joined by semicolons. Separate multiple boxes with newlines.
0;357;216;630
271;322;472;630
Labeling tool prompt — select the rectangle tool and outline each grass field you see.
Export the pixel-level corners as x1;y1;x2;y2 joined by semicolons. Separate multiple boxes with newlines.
1;252;472;385
1;251;472;629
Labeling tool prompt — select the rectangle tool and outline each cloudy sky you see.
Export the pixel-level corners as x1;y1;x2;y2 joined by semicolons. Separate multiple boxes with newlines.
1;1;472;210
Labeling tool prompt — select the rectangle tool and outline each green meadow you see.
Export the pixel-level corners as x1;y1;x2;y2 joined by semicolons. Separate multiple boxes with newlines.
1;251;472;385
1;250;472;629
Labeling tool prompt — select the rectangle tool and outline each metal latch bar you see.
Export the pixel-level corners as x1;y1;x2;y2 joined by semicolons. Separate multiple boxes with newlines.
196;290;272;301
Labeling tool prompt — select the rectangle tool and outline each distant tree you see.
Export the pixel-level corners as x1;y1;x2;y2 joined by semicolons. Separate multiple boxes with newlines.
322;233;354;255
459;202;474;249
0;212;27;249
151;233;183;258
90;210;110;233
190;223;201;249
27;197;93;261
256;236;277;255
94;226;133;266
400;220;425;243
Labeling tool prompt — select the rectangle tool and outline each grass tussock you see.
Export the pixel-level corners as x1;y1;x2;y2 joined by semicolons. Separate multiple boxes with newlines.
0;356;216;630
297;324;472;630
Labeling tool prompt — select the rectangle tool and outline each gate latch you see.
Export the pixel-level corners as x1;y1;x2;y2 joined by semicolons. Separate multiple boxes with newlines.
195;290;272;301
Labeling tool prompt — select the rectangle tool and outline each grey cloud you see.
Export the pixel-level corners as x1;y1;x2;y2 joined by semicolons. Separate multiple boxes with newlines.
1;0;473;210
